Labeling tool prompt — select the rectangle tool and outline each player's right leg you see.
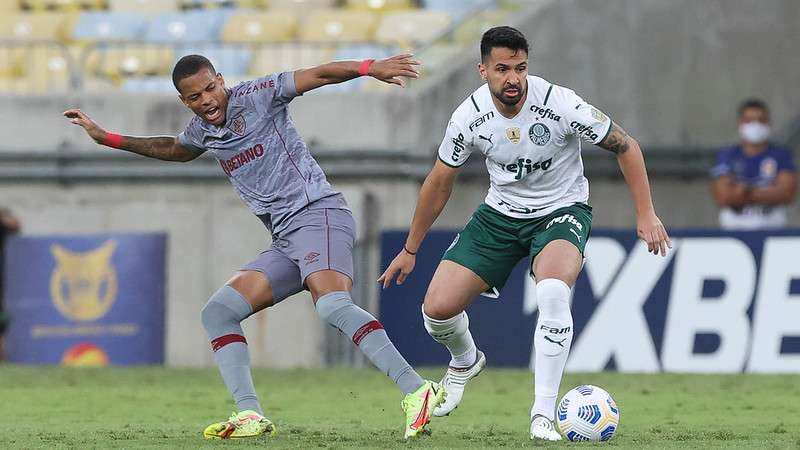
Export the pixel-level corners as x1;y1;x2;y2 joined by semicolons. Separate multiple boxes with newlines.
202;250;303;439
422;260;490;416
425;205;528;416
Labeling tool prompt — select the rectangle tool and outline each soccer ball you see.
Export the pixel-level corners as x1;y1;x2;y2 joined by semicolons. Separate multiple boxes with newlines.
556;385;620;442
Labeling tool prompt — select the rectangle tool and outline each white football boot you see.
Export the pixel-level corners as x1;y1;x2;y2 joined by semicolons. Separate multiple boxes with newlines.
530;414;562;441
432;350;487;417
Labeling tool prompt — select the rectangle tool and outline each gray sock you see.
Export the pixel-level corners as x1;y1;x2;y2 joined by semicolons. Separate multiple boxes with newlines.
316;291;424;395
201;285;262;415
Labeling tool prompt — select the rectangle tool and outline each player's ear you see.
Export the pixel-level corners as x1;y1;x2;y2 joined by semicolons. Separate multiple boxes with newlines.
478;63;487;81
216;72;225;87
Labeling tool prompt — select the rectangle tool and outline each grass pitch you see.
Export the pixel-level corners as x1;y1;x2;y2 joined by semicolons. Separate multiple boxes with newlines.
0;366;798;449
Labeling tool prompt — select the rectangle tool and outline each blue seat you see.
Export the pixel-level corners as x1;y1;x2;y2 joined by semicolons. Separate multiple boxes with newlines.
121;76;176;93
144;11;231;42
332;43;398;61
423;0;495;20
72;12;148;41
176;44;251;77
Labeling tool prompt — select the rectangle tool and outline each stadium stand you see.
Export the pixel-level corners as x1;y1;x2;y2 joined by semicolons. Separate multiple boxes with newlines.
72;12;149;41
0;0;518;92
220;11;298;43
299;10;379;43
375;10;451;47
108;0;180;15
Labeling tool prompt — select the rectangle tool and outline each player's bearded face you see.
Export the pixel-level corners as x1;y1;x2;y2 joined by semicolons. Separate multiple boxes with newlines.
178;69;229;126
481;48;528;107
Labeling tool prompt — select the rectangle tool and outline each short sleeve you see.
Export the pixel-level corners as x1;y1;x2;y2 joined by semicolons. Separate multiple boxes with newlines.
437;118;475;168
560;88;613;145
710;149;733;178
177;117;206;155
250;72;300;110
776;147;797;172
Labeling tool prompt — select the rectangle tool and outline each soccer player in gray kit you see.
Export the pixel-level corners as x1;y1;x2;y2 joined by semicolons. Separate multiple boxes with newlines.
64;53;444;440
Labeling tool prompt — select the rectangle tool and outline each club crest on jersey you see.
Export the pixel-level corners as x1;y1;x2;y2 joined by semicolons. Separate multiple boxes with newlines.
506;127;521;144
229;114;246;136
529;123;551;146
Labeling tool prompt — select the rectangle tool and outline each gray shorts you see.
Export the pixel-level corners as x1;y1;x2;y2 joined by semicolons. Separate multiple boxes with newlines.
241;208;356;304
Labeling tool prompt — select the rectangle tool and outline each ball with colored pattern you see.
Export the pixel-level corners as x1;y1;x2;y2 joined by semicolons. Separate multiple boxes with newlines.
556;385;620;442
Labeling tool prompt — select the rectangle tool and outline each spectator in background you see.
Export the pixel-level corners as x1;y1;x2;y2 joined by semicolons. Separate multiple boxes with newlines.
711;99;797;229
0;208;21;360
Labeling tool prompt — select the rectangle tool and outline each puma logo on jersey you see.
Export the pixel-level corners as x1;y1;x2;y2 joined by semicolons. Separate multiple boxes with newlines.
500;157;553;180
570;228;582;241
478;134;494;144
530;104;562;122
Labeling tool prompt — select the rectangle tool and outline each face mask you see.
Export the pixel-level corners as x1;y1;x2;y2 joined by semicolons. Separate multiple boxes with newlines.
739;122;770;144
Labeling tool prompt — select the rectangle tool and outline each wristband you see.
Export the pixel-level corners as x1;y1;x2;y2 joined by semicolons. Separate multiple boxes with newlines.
358;59;375;77
403;245;417;256
104;132;123;148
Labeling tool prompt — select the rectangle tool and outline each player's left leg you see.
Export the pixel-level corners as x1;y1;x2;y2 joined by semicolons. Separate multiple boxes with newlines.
529;240;582;441
290;209;443;438
527;203;592;441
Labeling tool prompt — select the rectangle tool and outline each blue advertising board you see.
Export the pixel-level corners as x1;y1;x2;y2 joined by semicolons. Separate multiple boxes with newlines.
380;229;800;373
4;233;167;366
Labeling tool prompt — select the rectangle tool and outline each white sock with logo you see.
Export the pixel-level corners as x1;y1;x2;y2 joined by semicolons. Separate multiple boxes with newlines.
422;307;477;368
532;278;573;420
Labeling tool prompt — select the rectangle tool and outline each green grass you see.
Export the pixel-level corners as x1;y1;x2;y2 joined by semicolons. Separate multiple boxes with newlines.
1;366;798;449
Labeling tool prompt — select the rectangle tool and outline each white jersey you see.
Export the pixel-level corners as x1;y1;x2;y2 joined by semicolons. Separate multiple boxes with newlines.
437;76;613;218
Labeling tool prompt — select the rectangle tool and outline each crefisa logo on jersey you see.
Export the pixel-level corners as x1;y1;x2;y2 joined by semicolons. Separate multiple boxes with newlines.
530;105;561;122
529;123;551;145
451;132;466;161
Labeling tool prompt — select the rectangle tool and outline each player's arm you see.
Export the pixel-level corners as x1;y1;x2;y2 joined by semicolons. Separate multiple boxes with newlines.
293;53;420;94
63;109;200;162
748;171;797;205
378;160;460;288
599;122;672;256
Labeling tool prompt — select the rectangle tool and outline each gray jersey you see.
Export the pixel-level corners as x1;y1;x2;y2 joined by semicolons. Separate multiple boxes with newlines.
178;72;347;236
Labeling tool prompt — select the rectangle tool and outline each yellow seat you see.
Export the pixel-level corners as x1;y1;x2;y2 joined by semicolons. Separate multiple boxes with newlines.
109;0;178;14
0;1;22;14
0;45;74;93
299;10;377;43
0;12;77;41
452;10;508;44
21;0;94;12
249;44;333;76
269;0;336;9
375;10;451;47
84;45;174;83
221;12;297;43
345;0;414;12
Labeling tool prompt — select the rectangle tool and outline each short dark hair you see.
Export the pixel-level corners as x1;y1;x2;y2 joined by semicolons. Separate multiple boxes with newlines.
737;97;769;117
172;54;216;91
480;26;529;61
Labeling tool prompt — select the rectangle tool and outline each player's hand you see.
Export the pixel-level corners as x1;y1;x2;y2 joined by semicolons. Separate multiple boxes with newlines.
377;248;417;288
368;53;420;88
63;108;107;143
637;211;672;256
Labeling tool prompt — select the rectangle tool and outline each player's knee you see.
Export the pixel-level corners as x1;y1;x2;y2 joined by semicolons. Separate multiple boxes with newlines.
422;305;469;340
314;291;353;323
535;278;571;317
421;300;459;321
201;286;250;330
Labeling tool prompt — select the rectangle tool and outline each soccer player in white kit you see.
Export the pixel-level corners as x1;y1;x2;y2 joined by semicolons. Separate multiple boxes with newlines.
380;26;672;440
